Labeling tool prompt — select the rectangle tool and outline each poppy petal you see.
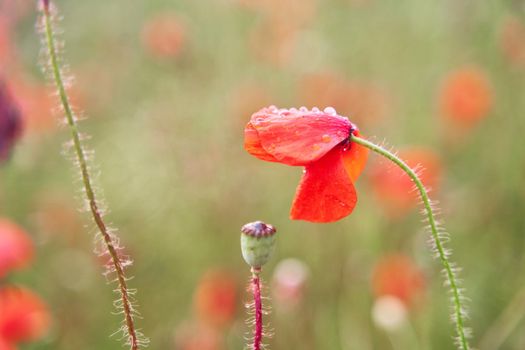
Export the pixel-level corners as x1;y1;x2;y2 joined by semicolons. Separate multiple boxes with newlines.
0;286;50;343
290;146;357;222
244;122;279;162
342;131;369;182
250;107;351;166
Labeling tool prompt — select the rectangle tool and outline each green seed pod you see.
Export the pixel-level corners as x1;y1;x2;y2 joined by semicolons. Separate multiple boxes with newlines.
240;221;277;269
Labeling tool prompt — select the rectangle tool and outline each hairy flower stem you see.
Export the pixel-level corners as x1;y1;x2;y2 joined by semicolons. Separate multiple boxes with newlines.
40;2;141;349
251;267;263;350
350;135;470;350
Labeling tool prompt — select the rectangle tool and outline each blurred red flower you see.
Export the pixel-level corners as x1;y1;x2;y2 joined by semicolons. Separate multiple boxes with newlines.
0;339;15;350
438;66;492;127
369;148;441;218
372;254;425;306
500;16;525;68
0;286;50;345
141;13;186;59
193;269;238;329
0;81;22;163
8;78;55;134
0;219;33;278
244;106;368;222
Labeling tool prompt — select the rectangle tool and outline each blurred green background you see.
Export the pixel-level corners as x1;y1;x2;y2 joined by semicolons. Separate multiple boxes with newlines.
2;0;525;349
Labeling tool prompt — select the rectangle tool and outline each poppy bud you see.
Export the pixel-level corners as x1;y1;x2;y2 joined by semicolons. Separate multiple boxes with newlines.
240;221;277;269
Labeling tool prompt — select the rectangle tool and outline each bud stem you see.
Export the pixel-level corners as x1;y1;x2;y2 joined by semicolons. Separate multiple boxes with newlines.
251;267;263;350
350;135;470;350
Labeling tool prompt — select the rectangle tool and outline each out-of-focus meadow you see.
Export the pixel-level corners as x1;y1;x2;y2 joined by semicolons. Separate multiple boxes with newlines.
1;0;525;349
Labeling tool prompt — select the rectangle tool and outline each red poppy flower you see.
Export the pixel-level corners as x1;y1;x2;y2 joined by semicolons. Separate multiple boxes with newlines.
0;286;50;345
141;13;186;59
193;269;238;329
438;66;492;127
244;106;368;223
0;219;33;278
372;254;425;307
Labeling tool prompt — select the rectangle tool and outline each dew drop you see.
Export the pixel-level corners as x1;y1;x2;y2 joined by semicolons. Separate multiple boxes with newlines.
312;144;321;151
324;106;336;115
312;107;320;113
299;106;308;112
321;134;332;143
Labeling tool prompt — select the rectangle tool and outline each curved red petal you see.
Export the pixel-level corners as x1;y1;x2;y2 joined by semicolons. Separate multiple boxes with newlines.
290;146;357;222
250;107;351;166
342;131;369;182
244;122;279;162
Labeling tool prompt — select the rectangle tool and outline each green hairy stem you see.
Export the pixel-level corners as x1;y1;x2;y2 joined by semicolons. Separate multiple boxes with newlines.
40;2;145;349
351;135;470;350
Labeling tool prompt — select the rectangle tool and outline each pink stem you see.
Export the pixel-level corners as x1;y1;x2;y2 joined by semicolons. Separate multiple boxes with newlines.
251;268;263;350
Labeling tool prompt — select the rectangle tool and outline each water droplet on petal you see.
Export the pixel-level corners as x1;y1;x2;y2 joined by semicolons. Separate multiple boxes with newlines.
312;107;320;113
299;106;308;112
312;144;321;151
321;134;331;143
324;107;336;115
